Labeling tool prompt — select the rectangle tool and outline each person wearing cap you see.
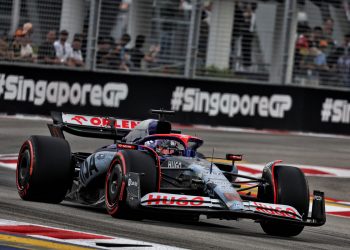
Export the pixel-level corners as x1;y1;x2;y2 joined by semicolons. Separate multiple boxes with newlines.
54;29;73;64
9;28;24;60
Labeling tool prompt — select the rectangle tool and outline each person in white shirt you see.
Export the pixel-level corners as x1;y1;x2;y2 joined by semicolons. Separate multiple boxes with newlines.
54;30;72;64
20;34;34;61
67;38;84;67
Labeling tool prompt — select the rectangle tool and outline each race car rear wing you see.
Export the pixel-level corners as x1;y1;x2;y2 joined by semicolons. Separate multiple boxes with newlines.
48;111;140;140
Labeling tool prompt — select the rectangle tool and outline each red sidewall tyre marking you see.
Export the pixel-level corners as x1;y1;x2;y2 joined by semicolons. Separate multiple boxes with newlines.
16;140;34;198
105;153;126;216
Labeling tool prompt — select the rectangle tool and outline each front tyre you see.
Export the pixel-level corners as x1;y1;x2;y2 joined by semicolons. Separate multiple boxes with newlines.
16;136;73;203
105;150;158;218
258;165;309;237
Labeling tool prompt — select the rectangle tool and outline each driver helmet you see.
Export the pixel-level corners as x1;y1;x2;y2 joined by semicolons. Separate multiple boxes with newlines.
145;139;181;156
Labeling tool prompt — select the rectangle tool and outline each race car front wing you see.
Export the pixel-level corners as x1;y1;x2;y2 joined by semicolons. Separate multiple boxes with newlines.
125;173;325;227
138;192;325;226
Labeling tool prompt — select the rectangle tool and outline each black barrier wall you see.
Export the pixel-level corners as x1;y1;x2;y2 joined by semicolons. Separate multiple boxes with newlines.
0;64;349;135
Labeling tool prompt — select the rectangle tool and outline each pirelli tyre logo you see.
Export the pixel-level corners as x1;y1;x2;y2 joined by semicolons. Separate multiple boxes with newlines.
171;86;292;119
321;98;350;124
0;73;128;108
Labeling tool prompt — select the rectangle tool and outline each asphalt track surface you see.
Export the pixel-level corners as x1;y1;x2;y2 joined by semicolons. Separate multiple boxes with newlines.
0;117;349;249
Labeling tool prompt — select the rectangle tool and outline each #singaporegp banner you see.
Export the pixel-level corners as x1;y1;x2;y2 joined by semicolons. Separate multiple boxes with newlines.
0;64;349;135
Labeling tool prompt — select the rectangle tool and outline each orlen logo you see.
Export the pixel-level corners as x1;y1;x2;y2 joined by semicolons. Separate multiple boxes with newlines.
147;194;204;206
171;86;292;119
0;73;128;108
253;202;298;219
64;114;140;130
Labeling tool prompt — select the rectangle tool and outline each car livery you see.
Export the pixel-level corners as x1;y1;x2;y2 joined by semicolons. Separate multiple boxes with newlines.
16;110;326;237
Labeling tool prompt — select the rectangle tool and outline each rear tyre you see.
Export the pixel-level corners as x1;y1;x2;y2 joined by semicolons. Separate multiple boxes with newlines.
258;165;309;237
105;150;158;218
16;136;72;203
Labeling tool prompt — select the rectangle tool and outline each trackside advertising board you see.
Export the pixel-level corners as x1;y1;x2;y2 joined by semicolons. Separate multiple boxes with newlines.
0;64;349;135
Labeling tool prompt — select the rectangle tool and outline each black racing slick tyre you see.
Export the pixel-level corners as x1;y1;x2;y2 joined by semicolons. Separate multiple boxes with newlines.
105;150;158;218
258;165;309;237
16;136;72;203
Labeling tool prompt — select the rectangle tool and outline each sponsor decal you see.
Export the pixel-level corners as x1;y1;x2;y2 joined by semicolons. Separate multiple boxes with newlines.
117;143;138;149
321;98;350;124
62;113;140;129
314;195;323;201
223;192;241;202
171;86;292;118
167;161;182;168
0;73;128;108
144;193;206;206
128;178;138;187
252;202;300;219
230;201;244;210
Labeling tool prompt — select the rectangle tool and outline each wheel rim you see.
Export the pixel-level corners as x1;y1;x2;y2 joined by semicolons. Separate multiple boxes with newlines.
106;163;121;207
18;149;31;188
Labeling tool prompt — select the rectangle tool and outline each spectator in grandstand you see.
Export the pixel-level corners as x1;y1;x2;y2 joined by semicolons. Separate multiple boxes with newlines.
230;1;244;70
313;42;329;70
67;37;84;67
311;26;323;46
110;33;132;71
54;30;72;64
341;33;350;50
198;1;211;68
321;17;337;56
19;32;34;62
105;33;132;71
337;48;350;87
22;22;33;38
9;28;24;61
327;33;350;72
158;0;179;58
106;43;122;70
322;17;335;42
96;37;114;68
311;26;332;61
38;30;59;64
114;0;130;41
119;33;131;58
327;33;350;71
241;2;256;70
294;25;312;72
0;31;10;60
129;35;160;70
73;33;87;59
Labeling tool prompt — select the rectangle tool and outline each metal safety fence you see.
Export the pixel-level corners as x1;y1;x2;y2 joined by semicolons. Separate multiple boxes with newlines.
0;0;349;88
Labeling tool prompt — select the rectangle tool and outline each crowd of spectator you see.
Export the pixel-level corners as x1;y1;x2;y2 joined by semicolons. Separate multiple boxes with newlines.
0;22;160;72
0;23;85;68
294;17;350;86
96;33;160;72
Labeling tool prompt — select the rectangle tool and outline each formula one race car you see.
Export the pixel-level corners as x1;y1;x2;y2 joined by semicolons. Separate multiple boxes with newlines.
16;110;326;237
